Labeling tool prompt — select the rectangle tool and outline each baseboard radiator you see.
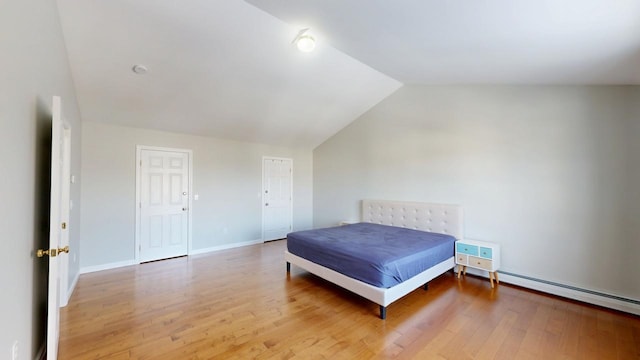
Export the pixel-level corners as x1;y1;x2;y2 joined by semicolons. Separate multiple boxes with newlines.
463;268;640;316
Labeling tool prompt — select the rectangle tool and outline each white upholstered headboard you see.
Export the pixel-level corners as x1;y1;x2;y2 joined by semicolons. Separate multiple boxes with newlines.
362;200;464;240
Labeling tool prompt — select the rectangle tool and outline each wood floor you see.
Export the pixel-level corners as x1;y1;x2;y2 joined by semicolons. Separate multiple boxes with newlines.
59;240;640;359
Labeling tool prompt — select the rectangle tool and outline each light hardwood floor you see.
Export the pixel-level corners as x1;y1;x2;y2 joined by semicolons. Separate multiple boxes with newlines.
59;240;640;359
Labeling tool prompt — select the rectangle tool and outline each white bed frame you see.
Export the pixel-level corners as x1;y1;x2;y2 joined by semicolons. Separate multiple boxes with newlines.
285;199;464;319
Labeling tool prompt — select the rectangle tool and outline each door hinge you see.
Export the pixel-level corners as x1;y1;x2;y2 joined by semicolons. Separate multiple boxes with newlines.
61;222;67;230
139;202;142;208
140;160;142;166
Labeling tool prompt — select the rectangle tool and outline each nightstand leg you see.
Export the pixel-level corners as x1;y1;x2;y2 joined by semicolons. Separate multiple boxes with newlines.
489;272;494;288
457;265;461;278
494;272;499;284
462;266;467;276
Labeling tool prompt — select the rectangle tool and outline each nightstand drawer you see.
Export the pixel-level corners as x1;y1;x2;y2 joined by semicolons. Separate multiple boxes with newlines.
469;256;493;271
456;243;479;256
456;254;468;265
479;247;493;259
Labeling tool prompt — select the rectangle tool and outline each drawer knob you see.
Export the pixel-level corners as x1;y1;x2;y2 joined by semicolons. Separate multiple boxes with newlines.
477;261;481;265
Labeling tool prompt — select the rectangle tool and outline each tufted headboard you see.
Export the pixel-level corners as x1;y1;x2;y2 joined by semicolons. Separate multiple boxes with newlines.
361;200;464;240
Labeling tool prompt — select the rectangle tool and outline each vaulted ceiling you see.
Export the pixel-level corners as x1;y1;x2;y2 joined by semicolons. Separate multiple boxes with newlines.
248;0;640;85
56;0;640;148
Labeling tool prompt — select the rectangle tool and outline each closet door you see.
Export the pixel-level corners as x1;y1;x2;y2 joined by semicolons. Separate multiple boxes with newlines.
139;149;190;262
262;157;293;241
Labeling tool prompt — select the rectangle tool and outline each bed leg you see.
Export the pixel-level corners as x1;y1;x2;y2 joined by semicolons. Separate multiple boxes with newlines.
379;305;387;320
286;262;290;273
423;283;429;290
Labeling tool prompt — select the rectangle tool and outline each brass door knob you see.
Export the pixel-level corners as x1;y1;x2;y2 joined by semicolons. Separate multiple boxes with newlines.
37;246;69;258
37;248;58;258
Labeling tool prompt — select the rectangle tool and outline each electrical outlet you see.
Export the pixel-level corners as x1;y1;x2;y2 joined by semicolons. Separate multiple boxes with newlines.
12;340;18;360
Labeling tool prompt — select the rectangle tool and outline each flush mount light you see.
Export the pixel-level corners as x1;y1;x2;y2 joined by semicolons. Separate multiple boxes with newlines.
292;28;316;52
296;35;315;52
132;64;149;74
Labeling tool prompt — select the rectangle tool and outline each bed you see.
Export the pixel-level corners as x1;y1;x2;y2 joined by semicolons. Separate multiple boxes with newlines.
285;199;464;319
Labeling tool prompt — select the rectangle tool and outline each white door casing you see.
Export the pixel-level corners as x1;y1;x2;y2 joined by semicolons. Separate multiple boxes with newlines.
136;147;192;263
262;157;293;241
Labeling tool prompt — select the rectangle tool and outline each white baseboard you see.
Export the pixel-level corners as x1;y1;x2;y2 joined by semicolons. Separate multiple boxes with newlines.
457;267;640;316
190;239;263;255
80;260;137;274
78;240;265;274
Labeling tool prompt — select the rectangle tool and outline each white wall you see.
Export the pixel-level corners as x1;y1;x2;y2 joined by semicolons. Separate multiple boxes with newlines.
80;122;312;269
314;85;640;303
0;0;82;358
624;87;640;291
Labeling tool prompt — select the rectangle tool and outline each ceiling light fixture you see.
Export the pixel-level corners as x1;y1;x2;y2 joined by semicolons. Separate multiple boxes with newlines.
292;28;316;52
132;64;149;74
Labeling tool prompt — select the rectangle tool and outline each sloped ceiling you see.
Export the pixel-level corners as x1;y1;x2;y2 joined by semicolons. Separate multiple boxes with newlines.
57;1;640;148
55;0;401;148
247;0;640;85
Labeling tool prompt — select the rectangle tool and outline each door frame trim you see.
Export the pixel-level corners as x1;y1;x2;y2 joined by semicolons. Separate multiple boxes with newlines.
135;145;193;263
261;156;293;242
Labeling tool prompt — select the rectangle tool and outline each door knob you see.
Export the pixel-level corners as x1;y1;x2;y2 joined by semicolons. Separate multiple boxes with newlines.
37;248;58;258
182;207;188;211
265;203;269;206
58;245;70;254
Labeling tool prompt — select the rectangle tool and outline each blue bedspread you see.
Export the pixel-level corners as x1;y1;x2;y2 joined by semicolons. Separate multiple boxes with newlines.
287;222;455;288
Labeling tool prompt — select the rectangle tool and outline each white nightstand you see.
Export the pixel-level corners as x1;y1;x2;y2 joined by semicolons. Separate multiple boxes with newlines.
455;239;501;288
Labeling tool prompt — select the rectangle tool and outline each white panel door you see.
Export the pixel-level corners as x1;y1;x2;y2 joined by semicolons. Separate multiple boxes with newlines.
59;126;71;308
45;96;69;360
263;157;292;241
139;149;189;262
